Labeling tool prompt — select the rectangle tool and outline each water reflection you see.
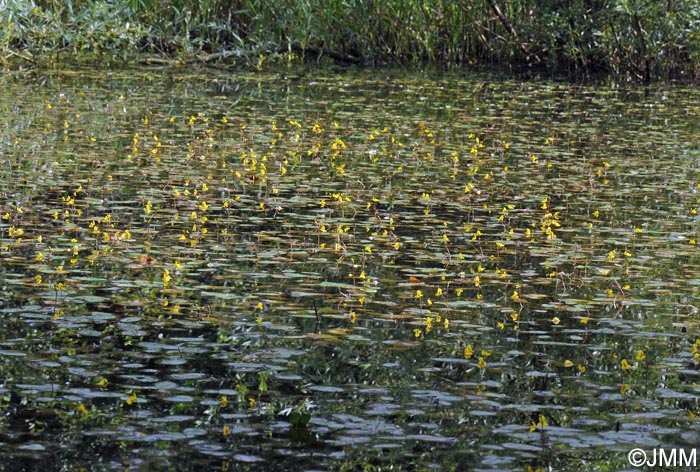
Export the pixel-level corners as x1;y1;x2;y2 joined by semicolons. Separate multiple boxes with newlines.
1;67;700;470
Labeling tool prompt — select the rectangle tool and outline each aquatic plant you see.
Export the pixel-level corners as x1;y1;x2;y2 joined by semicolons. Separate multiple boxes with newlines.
1;68;700;470
2;0;700;81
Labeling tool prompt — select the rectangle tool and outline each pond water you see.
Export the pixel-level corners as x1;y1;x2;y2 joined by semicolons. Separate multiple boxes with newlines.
2;66;700;471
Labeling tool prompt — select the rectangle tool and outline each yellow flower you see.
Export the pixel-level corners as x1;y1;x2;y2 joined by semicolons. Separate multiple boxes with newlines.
551;317;560;325
76;403;89;415
564;360;574;368
413;329;422;338
221;395;228;408
621;359;632;370
126;392;137;405
635;350;646;362
464;344;474;359
415;290;423;299
530;414;548;431
539;414;549;427
223;425;230;437
163;269;171;289
477;357;486;369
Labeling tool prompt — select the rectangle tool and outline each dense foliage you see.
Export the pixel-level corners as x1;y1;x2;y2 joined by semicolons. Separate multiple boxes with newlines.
1;1;699;80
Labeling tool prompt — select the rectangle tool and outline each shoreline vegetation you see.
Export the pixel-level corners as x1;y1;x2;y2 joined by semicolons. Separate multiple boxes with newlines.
2;0;700;82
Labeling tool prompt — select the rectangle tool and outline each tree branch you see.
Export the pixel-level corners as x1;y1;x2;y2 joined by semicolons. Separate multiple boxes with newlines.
485;0;540;63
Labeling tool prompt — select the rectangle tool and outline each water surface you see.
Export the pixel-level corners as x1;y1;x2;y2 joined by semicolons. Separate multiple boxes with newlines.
1;67;700;471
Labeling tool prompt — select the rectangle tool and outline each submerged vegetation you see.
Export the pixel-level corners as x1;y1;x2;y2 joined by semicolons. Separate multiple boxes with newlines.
2;0;700;81
2;67;700;469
